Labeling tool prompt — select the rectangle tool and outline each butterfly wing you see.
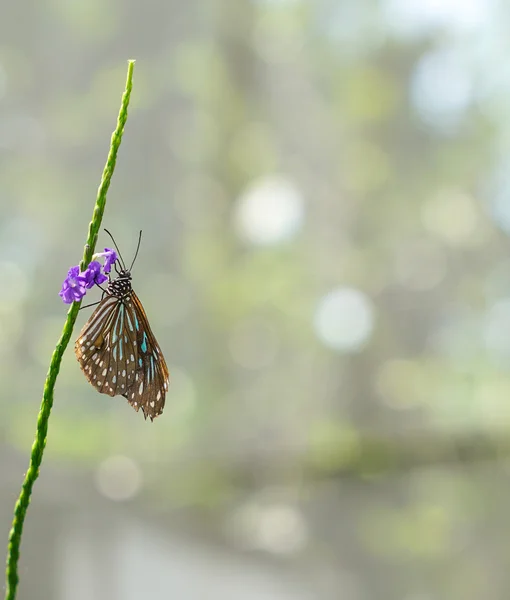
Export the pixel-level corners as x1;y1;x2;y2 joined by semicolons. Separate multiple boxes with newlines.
75;295;139;397
122;291;169;421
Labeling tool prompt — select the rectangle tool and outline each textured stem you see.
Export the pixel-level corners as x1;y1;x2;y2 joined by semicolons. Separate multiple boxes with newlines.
4;60;135;600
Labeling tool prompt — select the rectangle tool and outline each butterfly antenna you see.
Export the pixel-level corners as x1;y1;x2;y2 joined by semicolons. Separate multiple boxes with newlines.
104;229;127;270
129;230;143;272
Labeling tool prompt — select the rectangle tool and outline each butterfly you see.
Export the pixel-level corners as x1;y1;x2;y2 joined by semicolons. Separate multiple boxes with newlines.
75;231;169;421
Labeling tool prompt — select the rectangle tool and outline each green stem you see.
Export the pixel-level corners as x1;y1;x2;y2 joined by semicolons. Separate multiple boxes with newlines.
4;60;135;600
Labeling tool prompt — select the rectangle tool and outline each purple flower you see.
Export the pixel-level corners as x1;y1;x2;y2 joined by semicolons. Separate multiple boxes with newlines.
93;247;118;274
81;260;108;289
59;244;117;305
59;261;109;304
59;266;87;304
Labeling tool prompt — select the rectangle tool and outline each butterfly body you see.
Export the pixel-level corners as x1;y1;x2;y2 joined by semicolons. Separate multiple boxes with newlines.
75;268;169;421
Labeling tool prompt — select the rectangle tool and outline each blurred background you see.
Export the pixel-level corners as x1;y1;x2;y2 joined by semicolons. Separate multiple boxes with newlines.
1;0;510;598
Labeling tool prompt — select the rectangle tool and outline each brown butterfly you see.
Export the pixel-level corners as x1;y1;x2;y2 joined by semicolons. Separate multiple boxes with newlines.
75;232;169;420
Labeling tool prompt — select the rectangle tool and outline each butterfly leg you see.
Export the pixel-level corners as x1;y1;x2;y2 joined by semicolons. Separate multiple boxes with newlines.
79;300;102;310
79;287;107;311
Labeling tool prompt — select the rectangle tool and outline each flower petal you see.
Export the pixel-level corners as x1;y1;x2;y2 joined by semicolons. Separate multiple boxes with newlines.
59;264;88;303
103;248;118;274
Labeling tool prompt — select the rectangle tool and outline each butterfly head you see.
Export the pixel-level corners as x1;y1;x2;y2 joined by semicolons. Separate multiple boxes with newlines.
116;268;132;280
102;229;143;301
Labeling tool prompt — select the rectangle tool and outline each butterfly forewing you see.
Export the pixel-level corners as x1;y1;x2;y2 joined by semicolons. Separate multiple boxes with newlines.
75;272;169;421
75;296;138;396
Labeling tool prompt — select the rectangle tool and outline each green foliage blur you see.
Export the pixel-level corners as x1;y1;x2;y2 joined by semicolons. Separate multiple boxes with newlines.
1;1;510;598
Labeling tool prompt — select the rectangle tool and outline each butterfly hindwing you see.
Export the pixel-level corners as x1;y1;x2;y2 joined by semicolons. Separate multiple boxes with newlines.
122;292;169;421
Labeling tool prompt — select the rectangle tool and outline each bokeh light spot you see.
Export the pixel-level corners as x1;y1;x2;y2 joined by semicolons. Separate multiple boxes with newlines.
314;287;375;352
233;175;304;246
411;49;473;132
384;0;494;38
227;501;308;555
95;455;142;501
421;188;479;245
